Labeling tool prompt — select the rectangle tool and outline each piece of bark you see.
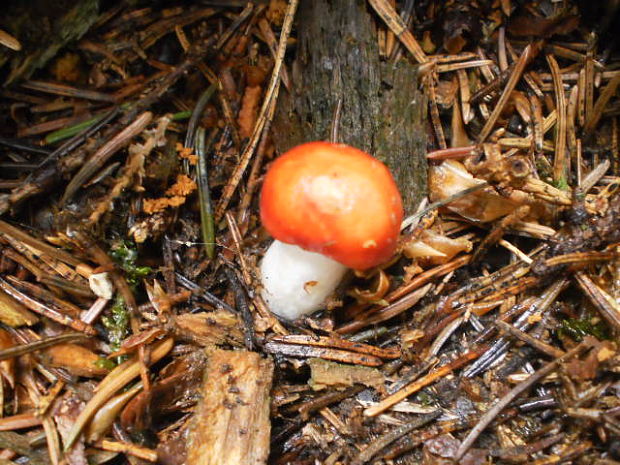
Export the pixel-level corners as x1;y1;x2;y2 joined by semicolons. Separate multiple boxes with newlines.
0;0;100;85
186;349;274;465
173;312;244;347
308;358;385;391
272;0;427;213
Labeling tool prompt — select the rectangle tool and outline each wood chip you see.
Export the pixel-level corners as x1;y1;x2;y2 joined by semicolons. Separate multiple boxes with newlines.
186;349;274;465
308;358;385;391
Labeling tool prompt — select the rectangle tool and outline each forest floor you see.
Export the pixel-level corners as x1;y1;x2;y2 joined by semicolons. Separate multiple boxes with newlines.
0;1;619;464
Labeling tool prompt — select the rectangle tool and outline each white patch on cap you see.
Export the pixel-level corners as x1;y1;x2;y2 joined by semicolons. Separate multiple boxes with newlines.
306;175;355;215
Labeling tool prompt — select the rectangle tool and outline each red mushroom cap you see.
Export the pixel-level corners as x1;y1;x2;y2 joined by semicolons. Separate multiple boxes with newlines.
260;141;403;270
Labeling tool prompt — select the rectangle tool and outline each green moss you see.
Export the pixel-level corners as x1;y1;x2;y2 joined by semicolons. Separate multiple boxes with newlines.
110;240;152;288
558;317;609;341
94;357;116;370
552;176;569;191
102;295;129;353
417;391;434;406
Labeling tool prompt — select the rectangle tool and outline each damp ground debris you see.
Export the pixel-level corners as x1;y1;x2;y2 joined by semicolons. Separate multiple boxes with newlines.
0;1;619;464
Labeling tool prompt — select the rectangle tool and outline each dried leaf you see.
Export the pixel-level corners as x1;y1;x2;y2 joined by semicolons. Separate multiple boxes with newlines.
40;343;109;378
64;338;174;450
0;289;39;327
87;383;142;442
406;229;472;265
429;160;518;222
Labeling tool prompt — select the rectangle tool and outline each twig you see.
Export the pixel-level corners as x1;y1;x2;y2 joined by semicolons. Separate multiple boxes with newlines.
584;73;620;134
478;43;537;142
270;334;399;360
22;80;115;103
215;0;298;220
454;340;594;461
352;411;441;464
364;347;485;417
174;272;236;314
0;413;42;431
546;54;568;183
575;272;620;330
263;342;384;367
95;439;157;462
0;277;96;335
224;266;255;351
0;220;81;266
61;111;153;203
496;320;565;358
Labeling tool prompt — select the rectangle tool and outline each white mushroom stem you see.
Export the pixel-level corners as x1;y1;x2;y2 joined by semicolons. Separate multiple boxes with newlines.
260;240;348;320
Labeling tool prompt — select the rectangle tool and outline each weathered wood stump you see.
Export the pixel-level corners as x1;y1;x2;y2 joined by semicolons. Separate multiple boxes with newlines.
273;0;427;213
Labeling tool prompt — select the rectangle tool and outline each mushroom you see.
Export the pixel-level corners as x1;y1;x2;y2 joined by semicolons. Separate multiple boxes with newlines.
259;141;403;320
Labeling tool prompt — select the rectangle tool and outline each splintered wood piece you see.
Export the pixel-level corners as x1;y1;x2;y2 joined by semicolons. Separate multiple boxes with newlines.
263;342;383;366
187;350;274;465
269;334;400;359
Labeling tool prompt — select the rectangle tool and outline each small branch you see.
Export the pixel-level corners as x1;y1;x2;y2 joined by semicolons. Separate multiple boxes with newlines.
364;347;485;417
215;0;299;220
454;340;594;461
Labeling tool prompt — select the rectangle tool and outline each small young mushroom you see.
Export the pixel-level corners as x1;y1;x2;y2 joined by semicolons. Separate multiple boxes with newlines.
259;141;403;320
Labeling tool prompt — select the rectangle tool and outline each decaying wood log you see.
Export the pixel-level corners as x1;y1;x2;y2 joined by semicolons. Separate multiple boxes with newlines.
0;0;100;85
273;0;427;213
186;349;274;465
